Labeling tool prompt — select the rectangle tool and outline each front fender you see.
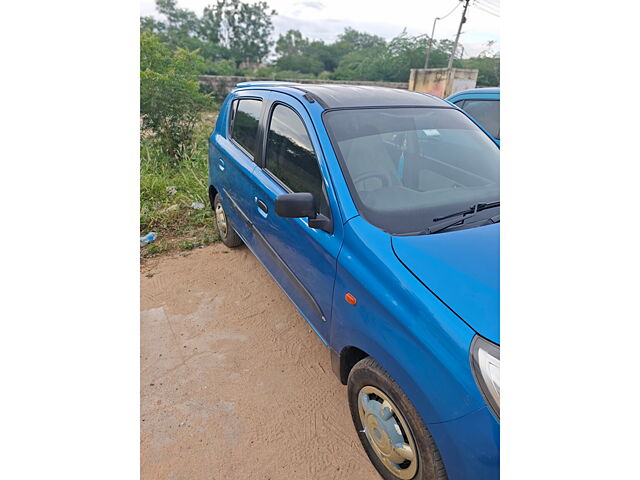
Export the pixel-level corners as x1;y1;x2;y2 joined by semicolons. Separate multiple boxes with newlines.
329;217;485;423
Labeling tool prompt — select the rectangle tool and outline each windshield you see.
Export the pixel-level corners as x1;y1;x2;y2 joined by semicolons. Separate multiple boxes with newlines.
323;107;500;234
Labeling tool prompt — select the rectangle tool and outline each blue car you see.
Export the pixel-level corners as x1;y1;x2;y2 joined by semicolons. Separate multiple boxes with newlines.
208;82;499;480
446;88;500;145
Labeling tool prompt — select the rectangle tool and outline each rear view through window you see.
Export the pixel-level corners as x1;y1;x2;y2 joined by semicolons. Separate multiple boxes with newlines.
324;107;499;234
230;98;262;158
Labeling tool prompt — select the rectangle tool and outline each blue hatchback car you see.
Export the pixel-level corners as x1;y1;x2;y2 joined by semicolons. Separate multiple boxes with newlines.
446;88;500;145
208;82;500;480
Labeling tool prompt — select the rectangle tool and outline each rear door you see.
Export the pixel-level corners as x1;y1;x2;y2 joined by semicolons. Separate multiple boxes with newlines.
210;90;265;249
244;92;343;342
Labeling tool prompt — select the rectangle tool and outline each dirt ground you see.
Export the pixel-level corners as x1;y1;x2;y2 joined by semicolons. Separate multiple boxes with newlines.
141;243;379;479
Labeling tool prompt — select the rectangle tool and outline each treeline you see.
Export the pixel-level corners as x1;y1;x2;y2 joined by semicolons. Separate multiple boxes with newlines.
141;0;499;86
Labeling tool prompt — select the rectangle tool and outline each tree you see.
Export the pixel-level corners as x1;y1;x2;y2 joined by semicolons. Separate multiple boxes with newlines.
334;31;451;82
337;27;386;51
304;40;336;71
140;32;212;159
437;39;456;58
274;30;337;73
139;2;499;84
140;15;165;36
198;4;223;45
328;28;390;80
141;1;210;55
384;32;431;79
272;27;384;77
459;56;500;86
140;0;277;70
275;29;308;57
333;47;383;81
217;0;276;67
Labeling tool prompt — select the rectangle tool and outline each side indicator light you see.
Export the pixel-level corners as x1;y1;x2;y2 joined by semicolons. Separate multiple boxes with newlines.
345;293;357;305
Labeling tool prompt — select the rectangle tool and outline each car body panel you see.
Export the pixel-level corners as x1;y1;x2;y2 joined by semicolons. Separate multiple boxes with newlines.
428;406;500;480
330;216;486;422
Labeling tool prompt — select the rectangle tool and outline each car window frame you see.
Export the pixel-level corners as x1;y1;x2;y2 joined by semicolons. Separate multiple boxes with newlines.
261;100;332;217
228;96;264;161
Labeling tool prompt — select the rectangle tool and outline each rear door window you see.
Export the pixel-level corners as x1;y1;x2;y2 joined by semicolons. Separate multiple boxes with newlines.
230;98;262;158
461;99;500;139
265;104;327;215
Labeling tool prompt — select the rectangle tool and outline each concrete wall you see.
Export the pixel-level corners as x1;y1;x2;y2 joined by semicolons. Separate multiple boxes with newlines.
408;68;479;97
451;69;479;95
199;75;408;100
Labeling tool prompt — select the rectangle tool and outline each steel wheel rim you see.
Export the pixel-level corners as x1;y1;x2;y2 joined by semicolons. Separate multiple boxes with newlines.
215;202;228;238
358;385;418;479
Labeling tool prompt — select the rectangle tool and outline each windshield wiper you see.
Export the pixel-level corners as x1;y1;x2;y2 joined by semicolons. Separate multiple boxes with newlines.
428;201;500;234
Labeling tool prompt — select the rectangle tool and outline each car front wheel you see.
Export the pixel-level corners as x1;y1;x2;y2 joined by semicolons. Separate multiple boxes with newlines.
347;357;447;480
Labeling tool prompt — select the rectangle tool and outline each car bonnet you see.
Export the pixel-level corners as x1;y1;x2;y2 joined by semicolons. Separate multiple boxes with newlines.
391;223;500;343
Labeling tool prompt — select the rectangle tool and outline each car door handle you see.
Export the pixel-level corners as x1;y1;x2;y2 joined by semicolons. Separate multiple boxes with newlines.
218;158;225;171
256;198;268;212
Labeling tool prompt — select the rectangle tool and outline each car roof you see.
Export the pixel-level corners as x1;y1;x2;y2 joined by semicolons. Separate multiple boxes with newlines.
234;81;450;109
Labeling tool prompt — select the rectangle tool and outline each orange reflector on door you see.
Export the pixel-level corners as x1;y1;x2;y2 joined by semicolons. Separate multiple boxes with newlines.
345;293;357;305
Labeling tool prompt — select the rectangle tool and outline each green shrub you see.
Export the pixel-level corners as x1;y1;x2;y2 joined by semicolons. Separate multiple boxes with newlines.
275;54;324;75
202;58;237;76
251;66;277;78
140;31;213;159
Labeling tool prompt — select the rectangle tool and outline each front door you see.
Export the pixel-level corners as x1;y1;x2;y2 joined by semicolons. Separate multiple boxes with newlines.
245;93;343;342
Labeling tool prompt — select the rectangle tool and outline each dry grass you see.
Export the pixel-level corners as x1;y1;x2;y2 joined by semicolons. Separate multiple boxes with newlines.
140;111;219;258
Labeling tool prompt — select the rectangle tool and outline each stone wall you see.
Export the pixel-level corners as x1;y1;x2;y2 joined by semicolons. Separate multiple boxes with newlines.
199;75;409;100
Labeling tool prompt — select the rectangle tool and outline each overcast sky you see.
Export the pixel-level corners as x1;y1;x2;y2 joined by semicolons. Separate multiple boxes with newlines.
140;0;500;58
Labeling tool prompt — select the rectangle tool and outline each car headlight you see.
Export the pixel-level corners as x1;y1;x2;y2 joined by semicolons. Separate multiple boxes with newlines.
470;335;500;420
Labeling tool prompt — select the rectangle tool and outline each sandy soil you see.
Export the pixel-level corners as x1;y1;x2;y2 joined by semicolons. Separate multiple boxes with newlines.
141;243;379;479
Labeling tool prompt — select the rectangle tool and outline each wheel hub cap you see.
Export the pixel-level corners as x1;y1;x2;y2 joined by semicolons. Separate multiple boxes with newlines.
358;386;418;479
215;203;227;237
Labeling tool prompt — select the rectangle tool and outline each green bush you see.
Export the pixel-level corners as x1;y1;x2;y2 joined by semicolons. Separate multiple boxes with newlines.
252;66;277;78
202;58;237;75
275;54;324;75
140;31;213;159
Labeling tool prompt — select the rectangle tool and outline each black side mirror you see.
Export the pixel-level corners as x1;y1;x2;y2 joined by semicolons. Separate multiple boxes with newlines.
275;192;333;234
275;192;316;218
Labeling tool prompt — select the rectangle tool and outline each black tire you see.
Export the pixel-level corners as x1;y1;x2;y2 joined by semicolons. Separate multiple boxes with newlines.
347;357;447;480
213;193;243;248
